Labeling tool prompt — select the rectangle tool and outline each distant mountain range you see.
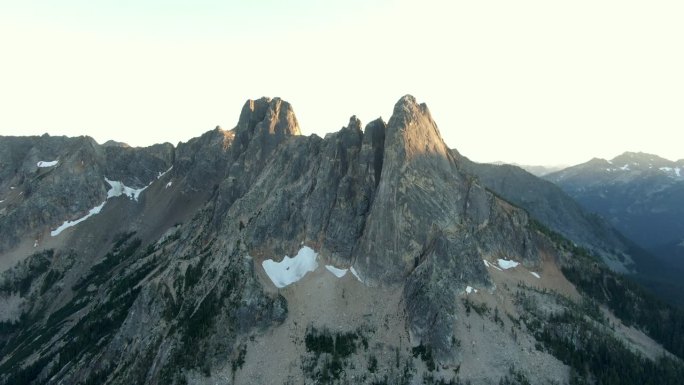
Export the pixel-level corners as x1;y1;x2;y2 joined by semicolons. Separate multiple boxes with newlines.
464;154;684;305
545;152;684;271
487;162;567;177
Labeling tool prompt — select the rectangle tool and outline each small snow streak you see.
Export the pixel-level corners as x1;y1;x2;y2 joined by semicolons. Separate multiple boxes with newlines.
51;201;106;236
157;166;173;179
37;160;58;168
530;272;541;279
350;266;364;283
325;265;348;278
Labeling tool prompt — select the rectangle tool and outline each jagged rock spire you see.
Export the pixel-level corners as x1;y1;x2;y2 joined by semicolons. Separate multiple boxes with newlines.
236;97;301;138
386;94;452;162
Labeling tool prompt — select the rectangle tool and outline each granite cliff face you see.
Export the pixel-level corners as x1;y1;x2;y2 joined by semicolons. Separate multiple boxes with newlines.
2;97;683;385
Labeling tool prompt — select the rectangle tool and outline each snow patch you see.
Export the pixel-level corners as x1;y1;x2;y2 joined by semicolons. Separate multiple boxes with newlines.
33;240;38;248
165;181;173;189
620;164;630;171
659;167;682;178
484;259;502;271
262;246;318;288
497;259;520;270
325;265;348;278
37;160;58;168
465;286;478;294
530;272;541;279
105;178;148;201
51;201;106;236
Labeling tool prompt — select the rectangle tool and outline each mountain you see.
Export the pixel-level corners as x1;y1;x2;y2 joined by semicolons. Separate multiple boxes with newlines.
487;162;566;177
0;135;174;268
457;158;638;272
2;97;684;385
458;158;684;305
545;152;684;270
516;165;565;177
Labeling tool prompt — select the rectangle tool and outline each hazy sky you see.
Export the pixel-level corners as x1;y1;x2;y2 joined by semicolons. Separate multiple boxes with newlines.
1;1;682;165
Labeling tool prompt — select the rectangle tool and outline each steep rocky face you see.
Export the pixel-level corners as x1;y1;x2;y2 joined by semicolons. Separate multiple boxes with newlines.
354;96;538;284
2;97;684;385
218;96;538;286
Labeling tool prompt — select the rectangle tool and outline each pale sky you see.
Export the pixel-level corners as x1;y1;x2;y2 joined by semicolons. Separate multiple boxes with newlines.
1;0;682;165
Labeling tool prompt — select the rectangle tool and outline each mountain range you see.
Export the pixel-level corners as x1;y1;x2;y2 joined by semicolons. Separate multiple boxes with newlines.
1;96;683;385
545;153;684;273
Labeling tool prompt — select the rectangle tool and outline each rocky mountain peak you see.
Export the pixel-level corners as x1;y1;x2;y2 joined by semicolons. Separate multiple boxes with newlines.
102;140;130;148
236;97;301;138
344;115;362;132
232;97;301;160
610;151;672;169
386;94;452;162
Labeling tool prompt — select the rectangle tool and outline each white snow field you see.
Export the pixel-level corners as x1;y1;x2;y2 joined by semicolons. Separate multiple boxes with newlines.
262;246;319;288
497;259;520;270
104;178;148;201
484;259;502;271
